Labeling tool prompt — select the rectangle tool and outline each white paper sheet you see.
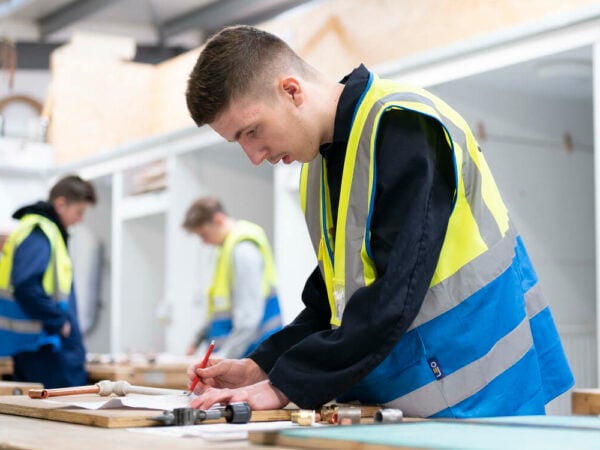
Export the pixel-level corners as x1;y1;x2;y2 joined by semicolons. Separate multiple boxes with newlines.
44;394;193;411
128;420;319;441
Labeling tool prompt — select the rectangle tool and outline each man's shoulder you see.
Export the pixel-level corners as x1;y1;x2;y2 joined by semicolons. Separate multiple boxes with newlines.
19;225;51;247
233;239;262;254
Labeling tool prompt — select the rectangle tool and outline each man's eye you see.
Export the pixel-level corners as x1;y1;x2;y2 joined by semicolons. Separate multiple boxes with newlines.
247;128;256;137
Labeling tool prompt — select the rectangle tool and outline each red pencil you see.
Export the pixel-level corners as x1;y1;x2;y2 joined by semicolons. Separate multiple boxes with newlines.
189;340;215;393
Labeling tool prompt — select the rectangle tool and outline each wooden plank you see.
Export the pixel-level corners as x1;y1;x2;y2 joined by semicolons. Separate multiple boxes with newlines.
0;381;43;396
572;388;600;415
0;394;293;428
0;394;162;428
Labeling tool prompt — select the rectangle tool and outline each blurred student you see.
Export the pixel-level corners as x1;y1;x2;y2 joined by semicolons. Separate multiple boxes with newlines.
183;197;282;358
0;175;96;388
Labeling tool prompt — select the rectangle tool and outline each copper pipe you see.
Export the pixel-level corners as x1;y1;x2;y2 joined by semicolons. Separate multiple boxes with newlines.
28;380;185;399
28;385;100;399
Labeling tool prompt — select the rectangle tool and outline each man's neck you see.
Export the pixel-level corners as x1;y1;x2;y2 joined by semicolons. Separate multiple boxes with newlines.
220;217;236;244
318;81;345;146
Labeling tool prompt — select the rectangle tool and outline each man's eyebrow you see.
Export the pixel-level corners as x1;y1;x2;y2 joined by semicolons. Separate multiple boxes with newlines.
232;128;244;142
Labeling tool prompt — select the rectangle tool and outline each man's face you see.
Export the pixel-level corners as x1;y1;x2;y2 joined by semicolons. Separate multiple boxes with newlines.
192;221;223;246
210;80;320;166
54;199;89;228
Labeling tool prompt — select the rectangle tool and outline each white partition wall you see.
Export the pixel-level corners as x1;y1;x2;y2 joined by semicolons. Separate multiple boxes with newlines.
594;40;600;386
72;176;112;352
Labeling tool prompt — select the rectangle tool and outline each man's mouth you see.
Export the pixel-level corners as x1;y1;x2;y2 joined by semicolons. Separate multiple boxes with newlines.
269;153;289;164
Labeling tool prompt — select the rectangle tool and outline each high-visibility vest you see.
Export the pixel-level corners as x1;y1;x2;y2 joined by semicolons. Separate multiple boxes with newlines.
300;72;573;418
0;214;72;356
206;220;282;355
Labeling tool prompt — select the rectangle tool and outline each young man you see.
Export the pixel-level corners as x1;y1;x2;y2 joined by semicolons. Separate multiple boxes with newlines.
0;175;96;388
184;25;573;417
183;197;282;359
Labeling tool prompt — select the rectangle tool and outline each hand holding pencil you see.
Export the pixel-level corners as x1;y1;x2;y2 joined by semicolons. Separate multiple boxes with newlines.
187;352;269;393
188;339;215;394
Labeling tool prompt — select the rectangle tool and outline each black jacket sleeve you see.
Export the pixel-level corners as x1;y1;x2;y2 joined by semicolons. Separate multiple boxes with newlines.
253;110;456;408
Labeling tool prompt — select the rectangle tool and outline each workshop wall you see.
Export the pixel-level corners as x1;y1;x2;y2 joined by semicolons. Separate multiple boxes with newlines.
44;0;600;163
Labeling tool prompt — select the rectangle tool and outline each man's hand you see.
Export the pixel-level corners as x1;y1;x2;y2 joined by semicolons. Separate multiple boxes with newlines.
187;358;267;393
60;320;71;338
190;379;289;411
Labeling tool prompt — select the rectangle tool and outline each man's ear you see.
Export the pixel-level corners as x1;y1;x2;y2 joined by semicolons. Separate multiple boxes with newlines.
280;76;303;106
53;196;67;212
213;212;226;225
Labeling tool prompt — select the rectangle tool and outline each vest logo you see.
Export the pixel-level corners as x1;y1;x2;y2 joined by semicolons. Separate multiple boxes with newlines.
428;358;444;380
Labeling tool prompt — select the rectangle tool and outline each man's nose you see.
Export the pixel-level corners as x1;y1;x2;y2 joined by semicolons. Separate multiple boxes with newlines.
241;144;267;166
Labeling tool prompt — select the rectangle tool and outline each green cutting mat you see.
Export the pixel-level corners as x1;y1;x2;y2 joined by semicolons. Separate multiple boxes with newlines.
266;416;600;450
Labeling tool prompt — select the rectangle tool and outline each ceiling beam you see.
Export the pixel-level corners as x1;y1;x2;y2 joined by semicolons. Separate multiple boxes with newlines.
15;41;188;69
162;0;312;40
38;0;121;39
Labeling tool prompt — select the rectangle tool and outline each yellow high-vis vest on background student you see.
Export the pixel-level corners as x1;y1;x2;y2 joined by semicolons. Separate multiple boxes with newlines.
206;220;282;355
0;214;72;356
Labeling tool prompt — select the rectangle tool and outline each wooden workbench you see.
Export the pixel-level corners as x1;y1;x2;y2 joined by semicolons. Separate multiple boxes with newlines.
0;380;42;395
0;394;292;428
572;388;600;415
0;356;190;389
0;413;296;450
86;361;189;389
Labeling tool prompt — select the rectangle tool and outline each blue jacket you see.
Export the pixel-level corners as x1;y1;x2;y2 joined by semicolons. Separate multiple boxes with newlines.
9;202;87;388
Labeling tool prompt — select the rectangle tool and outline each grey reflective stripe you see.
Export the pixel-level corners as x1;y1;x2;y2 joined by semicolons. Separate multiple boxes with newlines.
211;310;231;320
260;315;282;334
212;336;228;348
377;91;502;248
266;286;278;299
303;161;322;257
385;316;533;417
408;225;517;331
0;288;14;300
52;248;60;301
0;316;43;333
342;98;381;310
525;283;547;319
303;160;329;297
